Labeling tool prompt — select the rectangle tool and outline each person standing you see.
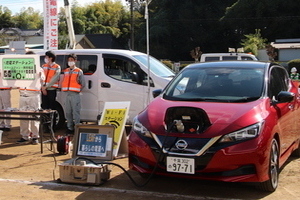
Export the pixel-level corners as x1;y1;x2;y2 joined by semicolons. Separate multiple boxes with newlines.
290;67;299;80
61;54;85;133
17;51;46;144
41;51;61;110
0;80;11;131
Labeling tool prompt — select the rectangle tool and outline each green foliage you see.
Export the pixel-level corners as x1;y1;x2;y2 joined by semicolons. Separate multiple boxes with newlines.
161;60;173;68
2;0;300;62
0;6;14;28
12;7;43;29
221;0;300;48
240;29;267;56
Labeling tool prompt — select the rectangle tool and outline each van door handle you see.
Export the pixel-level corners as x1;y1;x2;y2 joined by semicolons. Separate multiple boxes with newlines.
88;80;92;89
101;82;111;88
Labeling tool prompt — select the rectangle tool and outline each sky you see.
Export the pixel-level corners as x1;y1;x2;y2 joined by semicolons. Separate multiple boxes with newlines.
0;0;127;15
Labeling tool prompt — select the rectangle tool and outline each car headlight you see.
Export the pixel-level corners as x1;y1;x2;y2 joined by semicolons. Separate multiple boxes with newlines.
218;121;264;143
133;116;152;138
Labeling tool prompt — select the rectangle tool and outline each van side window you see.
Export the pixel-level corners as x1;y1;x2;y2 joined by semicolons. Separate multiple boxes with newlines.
103;55;154;86
40;55;66;72
76;55;97;75
40;55;97;75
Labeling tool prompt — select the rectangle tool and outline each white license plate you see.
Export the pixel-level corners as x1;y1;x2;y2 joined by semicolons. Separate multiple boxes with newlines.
166;156;195;174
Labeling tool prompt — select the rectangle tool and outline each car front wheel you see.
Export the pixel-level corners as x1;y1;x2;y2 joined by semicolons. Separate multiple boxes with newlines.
257;138;279;192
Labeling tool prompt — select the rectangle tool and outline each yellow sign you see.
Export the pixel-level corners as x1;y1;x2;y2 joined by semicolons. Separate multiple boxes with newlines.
99;102;130;157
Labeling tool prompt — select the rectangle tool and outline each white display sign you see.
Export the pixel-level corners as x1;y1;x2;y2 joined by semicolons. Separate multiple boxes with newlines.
43;0;58;50
0;55;42;88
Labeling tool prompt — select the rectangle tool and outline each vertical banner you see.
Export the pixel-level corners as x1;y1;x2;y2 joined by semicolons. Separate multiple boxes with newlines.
43;0;58;50
99;102;130;157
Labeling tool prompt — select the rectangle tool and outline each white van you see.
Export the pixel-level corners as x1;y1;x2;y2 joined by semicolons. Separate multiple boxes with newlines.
200;53;258;62
36;49;174;128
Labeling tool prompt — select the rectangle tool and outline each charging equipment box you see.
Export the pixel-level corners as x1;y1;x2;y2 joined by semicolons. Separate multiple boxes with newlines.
59;124;114;185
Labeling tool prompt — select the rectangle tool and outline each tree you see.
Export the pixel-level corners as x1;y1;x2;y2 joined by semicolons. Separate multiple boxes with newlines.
240;29;267;56
0;6;14;29
134;0;237;61
221;0;300;47
190;47;202;62
58;0;131;48
13;7;43;29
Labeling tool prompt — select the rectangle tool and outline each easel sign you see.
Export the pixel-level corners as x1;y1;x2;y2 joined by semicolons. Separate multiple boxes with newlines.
72;124;115;161
99;101;130;158
0;54;41;88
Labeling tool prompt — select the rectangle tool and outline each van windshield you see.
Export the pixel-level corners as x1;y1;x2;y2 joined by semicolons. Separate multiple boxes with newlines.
133;55;174;77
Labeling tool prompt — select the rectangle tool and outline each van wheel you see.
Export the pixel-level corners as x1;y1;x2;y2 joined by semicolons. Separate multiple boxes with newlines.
53;102;65;130
256;139;279;192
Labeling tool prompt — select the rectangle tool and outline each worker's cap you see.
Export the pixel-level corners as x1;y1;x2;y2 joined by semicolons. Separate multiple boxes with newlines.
291;67;297;72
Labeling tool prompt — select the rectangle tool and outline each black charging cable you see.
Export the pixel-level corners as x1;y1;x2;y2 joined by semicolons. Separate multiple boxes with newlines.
71;121;176;187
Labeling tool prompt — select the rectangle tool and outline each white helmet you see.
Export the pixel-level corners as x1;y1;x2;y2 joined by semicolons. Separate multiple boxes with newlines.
291;67;297;73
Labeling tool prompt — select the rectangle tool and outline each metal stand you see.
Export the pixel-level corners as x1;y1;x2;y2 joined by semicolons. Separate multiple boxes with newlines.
0;110;56;153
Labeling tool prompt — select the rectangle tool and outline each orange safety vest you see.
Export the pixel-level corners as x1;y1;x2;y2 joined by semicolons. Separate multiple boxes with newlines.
61;68;82;92
43;63;60;88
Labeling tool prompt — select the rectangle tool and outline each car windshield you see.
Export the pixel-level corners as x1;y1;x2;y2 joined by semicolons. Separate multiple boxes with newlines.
133;55;175;78
164;67;265;102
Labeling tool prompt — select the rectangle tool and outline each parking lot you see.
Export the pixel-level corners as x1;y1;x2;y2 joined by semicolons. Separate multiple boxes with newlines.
0;89;300;200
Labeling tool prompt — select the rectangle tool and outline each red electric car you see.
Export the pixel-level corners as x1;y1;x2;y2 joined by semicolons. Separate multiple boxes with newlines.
128;61;300;192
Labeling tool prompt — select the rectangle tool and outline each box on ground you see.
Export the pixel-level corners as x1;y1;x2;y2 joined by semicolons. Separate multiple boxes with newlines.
59;125;114;185
59;159;111;185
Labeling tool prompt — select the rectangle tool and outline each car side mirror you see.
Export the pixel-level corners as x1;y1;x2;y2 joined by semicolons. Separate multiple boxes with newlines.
276;91;295;103
152;89;162;98
132;72;141;83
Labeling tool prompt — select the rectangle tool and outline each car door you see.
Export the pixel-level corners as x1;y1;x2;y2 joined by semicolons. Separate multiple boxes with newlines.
75;54;99;121
100;54;154;122
268;66;296;152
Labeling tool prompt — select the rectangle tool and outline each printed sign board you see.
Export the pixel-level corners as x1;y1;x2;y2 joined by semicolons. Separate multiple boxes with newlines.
0;55;41;88
77;133;109;157
99;101;130;157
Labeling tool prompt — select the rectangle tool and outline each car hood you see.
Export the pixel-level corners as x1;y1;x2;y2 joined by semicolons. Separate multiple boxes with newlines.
139;97;270;137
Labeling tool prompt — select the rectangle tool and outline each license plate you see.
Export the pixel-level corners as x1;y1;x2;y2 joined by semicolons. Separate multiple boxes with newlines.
166;156;195;174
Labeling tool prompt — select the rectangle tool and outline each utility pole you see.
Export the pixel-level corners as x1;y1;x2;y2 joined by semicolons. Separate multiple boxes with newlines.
130;0;134;50
126;0;134;50
145;0;152;104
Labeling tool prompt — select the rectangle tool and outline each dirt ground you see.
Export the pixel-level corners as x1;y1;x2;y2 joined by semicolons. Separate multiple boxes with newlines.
0;89;300;200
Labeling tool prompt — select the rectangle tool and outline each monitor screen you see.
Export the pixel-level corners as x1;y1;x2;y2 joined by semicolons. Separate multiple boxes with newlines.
72;124;115;161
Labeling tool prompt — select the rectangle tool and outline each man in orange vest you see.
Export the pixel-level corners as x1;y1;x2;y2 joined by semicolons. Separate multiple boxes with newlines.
61;53;85;134
0;73;11;131
41;51;61;110
17;51;46;144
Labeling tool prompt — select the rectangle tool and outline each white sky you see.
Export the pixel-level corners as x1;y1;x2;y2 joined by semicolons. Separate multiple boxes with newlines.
1;0;127;15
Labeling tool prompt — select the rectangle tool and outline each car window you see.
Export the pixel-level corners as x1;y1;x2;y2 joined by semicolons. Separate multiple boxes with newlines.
164;67;264;102
204;57;219;62
103;54;154;86
241;56;254;60
268;67;289;100
223;56;238;60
